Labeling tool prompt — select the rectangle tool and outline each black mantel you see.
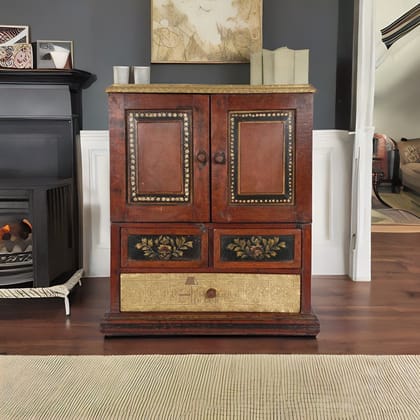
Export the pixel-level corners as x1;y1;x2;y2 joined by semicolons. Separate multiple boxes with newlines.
0;69;96;129
0;69;96;90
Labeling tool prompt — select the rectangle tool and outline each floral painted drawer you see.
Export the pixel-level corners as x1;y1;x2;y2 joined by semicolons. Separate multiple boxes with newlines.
213;228;301;269
120;225;208;269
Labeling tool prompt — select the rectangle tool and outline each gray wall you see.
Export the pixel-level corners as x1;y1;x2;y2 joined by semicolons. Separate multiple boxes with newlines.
3;0;342;130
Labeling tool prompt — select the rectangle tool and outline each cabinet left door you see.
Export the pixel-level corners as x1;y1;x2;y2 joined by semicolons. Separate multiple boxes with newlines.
109;93;210;222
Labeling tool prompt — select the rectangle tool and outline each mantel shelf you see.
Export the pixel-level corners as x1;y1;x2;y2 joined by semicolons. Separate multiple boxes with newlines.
0;68;96;91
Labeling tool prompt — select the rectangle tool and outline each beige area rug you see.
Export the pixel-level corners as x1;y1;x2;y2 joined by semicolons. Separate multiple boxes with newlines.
379;190;420;218
372;190;420;232
371;208;420;224
371;208;420;232
1;354;419;419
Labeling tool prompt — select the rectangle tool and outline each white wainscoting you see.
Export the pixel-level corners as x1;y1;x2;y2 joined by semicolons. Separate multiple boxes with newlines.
79;130;110;277
312;130;353;275
79;129;354;277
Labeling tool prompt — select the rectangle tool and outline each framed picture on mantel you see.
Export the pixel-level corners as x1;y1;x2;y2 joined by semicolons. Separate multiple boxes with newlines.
0;25;29;46
33;40;73;69
151;0;262;63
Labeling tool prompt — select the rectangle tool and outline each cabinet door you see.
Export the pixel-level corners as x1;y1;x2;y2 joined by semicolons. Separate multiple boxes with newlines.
211;93;313;223
109;93;210;222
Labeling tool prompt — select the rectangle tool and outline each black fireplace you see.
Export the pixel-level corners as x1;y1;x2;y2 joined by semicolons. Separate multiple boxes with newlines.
0;70;95;287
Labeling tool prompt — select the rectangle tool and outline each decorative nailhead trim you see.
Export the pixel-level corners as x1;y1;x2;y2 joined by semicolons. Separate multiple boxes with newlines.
127;111;191;204
229;110;295;205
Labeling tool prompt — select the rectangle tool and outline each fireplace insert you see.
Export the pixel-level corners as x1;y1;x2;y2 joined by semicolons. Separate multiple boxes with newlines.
0;70;95;287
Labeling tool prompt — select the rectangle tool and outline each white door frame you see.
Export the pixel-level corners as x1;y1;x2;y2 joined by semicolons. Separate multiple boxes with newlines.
349;0;375;281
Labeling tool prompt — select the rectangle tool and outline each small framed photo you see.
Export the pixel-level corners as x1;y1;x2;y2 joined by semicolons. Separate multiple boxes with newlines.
33;40;73;69
0;25;29;46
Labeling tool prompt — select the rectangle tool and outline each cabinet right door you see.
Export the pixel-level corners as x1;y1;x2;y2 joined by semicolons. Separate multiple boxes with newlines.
211;93;313;223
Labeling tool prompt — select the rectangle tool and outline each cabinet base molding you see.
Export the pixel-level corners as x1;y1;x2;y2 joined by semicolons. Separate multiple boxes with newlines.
101;312;320;337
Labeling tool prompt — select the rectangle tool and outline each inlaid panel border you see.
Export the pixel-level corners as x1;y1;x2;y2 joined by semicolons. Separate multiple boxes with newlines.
127;110;192;204
229;110;295;205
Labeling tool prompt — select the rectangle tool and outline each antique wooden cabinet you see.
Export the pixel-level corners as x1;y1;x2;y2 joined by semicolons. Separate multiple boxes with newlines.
101;84;320;337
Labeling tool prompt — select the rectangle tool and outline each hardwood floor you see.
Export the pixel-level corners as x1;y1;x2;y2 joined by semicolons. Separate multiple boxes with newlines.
1;232;419;355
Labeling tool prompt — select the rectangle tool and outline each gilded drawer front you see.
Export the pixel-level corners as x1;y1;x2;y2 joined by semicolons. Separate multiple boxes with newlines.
120;273;301;313
213;228;301;269
121;226;208;268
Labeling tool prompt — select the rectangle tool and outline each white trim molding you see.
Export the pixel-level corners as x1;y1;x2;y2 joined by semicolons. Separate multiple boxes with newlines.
79;130;110;277
349;0;375;281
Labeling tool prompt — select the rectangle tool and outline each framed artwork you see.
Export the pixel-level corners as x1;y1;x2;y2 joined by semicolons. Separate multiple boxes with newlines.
33;40;73;69
0;25;29;46
151;0;262;63
0;43;33;69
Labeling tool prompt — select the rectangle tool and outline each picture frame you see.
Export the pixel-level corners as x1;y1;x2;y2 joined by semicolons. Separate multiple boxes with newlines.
0;43;33;69
0;25;29;46
151;0;262;63
33;40;73;69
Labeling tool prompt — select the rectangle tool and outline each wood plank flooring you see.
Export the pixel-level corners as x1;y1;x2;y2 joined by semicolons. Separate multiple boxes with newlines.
1;232;419;355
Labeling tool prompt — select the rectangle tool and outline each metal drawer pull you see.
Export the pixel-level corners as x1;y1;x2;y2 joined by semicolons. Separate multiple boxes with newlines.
205;288;217;299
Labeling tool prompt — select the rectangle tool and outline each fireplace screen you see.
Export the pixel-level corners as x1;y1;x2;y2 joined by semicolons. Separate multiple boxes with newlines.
0;190;32;285
0;181;76;288
0;217;33;285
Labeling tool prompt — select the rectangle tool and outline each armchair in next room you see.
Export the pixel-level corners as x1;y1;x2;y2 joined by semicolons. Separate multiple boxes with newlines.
396;138;420;195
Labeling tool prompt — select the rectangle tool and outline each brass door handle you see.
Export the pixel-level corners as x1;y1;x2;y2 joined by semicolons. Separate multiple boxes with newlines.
196;150;208;164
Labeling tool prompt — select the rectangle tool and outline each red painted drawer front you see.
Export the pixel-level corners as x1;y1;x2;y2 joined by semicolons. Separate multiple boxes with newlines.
121;225;208;268
213;228;301;269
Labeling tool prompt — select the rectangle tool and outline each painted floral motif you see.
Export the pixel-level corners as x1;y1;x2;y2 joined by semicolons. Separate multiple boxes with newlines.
135;235;194;260
226;236;287;260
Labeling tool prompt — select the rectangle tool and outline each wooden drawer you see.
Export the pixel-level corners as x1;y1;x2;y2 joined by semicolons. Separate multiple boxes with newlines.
121;225;208;269
120;272;301;313
213;228;301;270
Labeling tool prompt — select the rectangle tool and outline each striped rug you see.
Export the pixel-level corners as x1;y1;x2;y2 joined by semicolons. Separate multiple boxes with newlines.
1;354;419;419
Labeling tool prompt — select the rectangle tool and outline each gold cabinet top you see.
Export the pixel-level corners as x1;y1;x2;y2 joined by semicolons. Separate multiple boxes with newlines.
106;83;316;94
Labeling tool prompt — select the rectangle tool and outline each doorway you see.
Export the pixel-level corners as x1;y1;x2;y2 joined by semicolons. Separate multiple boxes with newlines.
372;1;420;228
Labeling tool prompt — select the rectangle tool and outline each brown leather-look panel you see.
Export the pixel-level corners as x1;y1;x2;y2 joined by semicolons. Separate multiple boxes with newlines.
136;120;183;194
238;120;285;195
